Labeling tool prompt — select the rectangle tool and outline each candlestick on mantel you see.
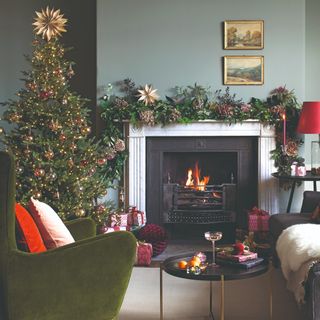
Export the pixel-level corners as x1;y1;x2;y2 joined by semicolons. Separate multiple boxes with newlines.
282;112;286;149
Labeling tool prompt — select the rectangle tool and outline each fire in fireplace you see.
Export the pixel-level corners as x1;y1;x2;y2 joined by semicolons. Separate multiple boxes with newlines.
163;161;236;241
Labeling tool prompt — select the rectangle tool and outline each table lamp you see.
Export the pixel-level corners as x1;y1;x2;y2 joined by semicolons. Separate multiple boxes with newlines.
297;101;320;175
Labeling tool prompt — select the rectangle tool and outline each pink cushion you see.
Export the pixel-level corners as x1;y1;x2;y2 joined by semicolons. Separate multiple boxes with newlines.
28;197;75;249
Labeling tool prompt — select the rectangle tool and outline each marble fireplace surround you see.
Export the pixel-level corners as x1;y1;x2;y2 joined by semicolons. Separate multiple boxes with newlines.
128;120;279;216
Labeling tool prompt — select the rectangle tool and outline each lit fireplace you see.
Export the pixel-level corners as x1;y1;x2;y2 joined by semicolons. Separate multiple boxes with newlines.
185;162;210;191
162;160;237;241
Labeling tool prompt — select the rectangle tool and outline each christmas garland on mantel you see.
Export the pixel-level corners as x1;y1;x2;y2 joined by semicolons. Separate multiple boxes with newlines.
99;79;303;188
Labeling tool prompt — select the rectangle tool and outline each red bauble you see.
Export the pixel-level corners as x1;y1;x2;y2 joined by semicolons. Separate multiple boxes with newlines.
39;91;49;99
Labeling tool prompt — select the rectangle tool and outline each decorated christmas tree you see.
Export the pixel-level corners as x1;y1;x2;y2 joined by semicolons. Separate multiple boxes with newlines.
0;7;110;220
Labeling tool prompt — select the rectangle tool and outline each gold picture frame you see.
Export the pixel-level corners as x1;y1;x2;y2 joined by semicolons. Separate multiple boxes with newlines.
224;20;264;50
224;56;264;85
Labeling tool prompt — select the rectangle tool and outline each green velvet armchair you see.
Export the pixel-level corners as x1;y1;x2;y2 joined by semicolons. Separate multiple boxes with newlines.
0;148;137;320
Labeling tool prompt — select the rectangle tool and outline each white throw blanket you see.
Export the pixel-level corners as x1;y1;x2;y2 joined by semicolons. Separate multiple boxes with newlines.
276;223;320;304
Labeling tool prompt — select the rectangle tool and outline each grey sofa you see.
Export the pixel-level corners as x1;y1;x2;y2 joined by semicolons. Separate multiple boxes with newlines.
269;191;320;320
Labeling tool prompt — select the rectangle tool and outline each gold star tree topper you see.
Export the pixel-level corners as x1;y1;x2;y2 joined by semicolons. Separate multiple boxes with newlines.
33;7;67;41
137;84;160;106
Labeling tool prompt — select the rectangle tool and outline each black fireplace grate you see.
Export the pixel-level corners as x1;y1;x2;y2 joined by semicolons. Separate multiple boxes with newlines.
163;183;236;225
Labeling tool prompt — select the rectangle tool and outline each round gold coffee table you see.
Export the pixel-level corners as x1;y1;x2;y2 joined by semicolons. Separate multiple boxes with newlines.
160;251;271;320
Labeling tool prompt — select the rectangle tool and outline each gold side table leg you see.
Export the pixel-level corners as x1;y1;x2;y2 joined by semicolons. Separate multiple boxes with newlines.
220;275;225;320
160;264;163;320
209;281;214;319
269;263;273;320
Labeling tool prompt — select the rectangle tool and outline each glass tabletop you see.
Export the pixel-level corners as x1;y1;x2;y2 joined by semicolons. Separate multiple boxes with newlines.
162;251;269;281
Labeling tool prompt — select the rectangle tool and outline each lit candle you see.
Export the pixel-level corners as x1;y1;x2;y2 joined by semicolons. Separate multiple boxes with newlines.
282;112;286;147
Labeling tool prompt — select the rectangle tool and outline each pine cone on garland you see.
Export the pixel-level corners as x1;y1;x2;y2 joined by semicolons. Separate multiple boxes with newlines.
285;140;298;157
169;108;181;123
139;110;155;126
114;97;129;109
114;139;125;152
192;98;204;110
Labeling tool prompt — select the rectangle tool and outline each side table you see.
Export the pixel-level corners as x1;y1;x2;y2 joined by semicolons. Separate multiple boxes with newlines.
160;252;272;320
272;171;320;213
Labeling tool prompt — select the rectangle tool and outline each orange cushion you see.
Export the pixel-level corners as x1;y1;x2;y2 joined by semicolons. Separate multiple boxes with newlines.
15;203;47;253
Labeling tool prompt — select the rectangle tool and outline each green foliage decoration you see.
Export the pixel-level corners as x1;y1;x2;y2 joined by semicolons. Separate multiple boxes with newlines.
100;80;303;185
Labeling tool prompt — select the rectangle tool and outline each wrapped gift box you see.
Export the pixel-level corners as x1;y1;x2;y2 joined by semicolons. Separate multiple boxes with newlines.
135;242;153;266
248;207;270;232
132;210;146;226
119;213;133;226
107;212;121;227
102;226;131;233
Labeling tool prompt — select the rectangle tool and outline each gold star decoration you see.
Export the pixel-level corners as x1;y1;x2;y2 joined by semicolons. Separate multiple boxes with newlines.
137;85;160;106
33;7;67;41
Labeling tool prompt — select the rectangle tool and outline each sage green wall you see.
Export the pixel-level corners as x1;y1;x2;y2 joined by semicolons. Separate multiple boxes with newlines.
97;0;305;102
305;0;320;174
97;0;306;212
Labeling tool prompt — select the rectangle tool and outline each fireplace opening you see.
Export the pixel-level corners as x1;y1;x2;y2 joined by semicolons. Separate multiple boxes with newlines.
146;136;258;243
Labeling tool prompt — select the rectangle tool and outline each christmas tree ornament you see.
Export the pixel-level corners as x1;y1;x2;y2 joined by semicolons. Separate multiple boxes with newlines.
44;150;54;160
34;168;45;177
24;134;34;142
33;7;67;41
75;208;86;217
17;166;24;174
67;64;74;78
114;139;125;152
97;158;107;166
137;84;159;106
47;171;57;181
53;190;60;199
49;120;62;131
88;167;96;176
67;158;74;168
39;91;50;100
80;159;89;167
59;133;66;142
74;117;85;125
94;204;106;214
81;126;91;135
33;190;42;199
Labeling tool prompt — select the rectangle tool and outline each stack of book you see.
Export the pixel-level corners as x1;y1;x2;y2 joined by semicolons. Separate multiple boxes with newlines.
216;251;264;269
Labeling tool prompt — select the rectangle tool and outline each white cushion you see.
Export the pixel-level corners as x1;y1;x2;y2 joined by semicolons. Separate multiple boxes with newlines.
28;197;75;249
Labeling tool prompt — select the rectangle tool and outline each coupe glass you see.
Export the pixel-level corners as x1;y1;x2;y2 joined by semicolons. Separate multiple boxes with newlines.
204;231;223;267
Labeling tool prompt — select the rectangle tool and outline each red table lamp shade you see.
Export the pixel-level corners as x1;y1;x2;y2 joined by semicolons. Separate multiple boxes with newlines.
297;101;320;134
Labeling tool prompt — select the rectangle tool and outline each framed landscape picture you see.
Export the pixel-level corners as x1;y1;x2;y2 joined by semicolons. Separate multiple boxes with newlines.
224;56;264;85
224;20;264;50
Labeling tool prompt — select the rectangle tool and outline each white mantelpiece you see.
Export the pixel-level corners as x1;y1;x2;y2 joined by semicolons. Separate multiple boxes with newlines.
128;120;279;214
